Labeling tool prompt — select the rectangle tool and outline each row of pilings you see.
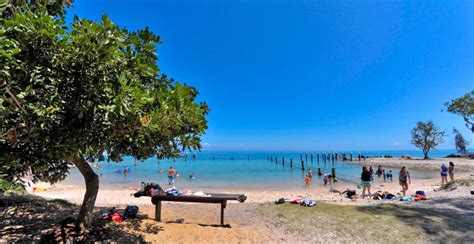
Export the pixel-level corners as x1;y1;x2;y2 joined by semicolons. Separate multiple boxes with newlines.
267;152;367;178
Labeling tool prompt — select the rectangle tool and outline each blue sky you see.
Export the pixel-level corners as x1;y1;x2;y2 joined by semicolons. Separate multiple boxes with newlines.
67;0;473;151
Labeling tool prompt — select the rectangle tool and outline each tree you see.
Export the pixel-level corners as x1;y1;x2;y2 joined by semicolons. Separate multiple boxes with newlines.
0;1;208;230
453;128;469;154
445;90;474;133
410;121;446;159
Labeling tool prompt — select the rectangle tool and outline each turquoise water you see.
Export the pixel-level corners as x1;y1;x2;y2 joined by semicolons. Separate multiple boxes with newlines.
63;150;453;190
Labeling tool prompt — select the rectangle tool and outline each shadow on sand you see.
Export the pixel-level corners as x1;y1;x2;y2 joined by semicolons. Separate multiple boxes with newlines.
356;199;474;242
0;195;153;243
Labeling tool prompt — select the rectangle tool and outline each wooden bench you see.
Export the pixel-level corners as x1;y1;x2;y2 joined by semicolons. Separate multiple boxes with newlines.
151;193;247;226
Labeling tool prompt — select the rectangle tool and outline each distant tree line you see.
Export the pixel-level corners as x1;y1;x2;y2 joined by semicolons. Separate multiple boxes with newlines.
410;90;472;159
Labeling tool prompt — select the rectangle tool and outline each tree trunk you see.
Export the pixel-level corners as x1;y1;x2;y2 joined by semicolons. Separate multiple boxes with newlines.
72;156;99;232
423;149;429;159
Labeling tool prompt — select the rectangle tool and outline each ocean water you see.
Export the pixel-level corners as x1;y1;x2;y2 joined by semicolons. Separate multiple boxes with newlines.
63;150;455;190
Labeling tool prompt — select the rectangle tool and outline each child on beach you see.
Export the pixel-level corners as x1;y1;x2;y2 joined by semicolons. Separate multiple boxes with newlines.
323;174;329;185
305;174;311;187
387;170;393;182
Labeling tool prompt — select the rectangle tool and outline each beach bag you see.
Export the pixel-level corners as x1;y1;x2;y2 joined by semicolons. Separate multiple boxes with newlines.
124;205;139;219
275;198;285;205
148;188;165;197
415;191;426;196
383;194;396;200
346;190;356;198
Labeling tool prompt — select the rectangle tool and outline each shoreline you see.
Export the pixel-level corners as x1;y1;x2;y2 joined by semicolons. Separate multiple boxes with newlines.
30;171;473;207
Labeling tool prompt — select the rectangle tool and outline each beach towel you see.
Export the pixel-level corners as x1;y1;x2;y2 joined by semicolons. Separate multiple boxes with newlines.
414;195;427;201
166;188;182;196
400;196;412;201
111;212;123;223
290;199;303;204
192;191;211;197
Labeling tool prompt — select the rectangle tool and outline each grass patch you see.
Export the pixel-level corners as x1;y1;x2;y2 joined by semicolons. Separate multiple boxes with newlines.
440;179;474;190
256;202;473;243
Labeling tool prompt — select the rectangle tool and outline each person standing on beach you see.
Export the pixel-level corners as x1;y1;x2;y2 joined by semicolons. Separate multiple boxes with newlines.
168;166;177;185
399;166;411;196
369;166;374;181
305;174;311;187
387;170;393;182
361;166;372;198
376;165;383;178
440;162;448;185
448;162;455;181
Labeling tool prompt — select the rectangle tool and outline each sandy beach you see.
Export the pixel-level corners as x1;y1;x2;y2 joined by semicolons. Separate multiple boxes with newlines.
348;157;474;171
18;157;473;243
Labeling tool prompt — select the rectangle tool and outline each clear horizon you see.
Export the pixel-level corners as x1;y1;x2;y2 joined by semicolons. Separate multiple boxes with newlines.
68;0;473;151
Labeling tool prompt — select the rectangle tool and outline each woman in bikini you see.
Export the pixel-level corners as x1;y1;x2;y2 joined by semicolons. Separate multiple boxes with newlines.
399;166;411;196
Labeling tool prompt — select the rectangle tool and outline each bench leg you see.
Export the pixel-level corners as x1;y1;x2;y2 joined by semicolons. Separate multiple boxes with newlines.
221;201;227;226
155;200;162;221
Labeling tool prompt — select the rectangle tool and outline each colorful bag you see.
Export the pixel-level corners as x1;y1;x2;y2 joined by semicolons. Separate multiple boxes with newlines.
124;205;139;219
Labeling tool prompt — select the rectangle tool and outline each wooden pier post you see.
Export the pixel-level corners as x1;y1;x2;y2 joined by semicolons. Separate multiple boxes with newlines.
305;153;308;162
301;160;305;171
350;153;353;161
270;156;273;162
311;153;313;163
275;156;278;163
290;159;293;168
282;157;285;165
331;156;336;178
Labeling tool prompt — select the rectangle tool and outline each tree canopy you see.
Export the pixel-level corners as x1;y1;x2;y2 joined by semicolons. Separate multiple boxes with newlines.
410;121;446;159
452;128;469;154
0;0;208;229
445;90;474;133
